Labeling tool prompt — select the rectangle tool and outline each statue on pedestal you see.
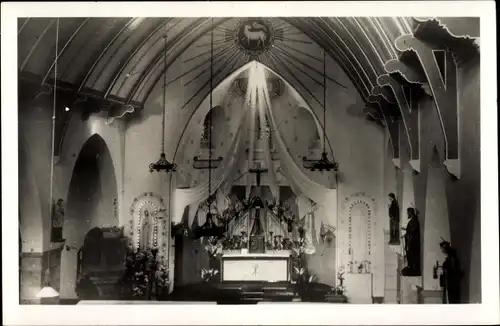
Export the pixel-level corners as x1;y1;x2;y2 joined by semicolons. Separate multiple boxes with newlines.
388;193;400;244
51;198;65;242
401;207;421;276
439;240;463;303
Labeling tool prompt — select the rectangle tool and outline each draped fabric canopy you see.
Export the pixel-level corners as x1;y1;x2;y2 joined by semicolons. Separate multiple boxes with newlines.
171;63;337;228
172;110;249;223
263;72;337;230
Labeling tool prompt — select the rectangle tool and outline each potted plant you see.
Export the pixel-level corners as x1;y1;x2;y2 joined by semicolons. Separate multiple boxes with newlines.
290;231;317;301
294;267;316;301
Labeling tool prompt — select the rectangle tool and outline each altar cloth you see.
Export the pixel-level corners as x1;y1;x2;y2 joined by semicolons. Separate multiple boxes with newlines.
221;252;290;258
221;252;291;282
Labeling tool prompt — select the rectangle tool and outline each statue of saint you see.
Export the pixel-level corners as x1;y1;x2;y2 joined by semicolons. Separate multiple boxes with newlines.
439;240;463;303
51;198;65;242
401;207;421;276
388;193;400;244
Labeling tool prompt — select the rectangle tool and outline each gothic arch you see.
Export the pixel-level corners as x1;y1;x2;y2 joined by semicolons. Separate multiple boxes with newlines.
58;112;123;213
60;133;119;299
343;192;375;274
200;105;226;150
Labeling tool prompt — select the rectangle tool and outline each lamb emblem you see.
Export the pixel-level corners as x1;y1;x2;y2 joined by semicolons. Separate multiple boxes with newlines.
236;20;274;54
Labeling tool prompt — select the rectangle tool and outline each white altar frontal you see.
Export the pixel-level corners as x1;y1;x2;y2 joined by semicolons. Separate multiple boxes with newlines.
221;252;291;282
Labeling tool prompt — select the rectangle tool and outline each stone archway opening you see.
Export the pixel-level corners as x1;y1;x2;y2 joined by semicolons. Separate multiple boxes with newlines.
59;134;118;299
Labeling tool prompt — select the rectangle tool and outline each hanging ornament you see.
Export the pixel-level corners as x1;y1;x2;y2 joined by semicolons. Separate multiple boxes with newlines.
302;50;339;172
149;31;176;173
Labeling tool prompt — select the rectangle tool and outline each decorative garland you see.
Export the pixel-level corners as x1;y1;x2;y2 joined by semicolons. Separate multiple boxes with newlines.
129;193;167;264
345;193;374;268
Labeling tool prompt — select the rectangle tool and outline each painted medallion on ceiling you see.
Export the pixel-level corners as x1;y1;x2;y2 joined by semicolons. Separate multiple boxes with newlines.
234;19;275;57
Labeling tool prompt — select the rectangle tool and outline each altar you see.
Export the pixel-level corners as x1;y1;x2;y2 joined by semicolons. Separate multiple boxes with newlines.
221;252;291;282
217;251;295;302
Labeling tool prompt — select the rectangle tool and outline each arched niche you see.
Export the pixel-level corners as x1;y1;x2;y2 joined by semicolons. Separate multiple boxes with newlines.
129;192;167;254
343;193;375;274
200;105;226;150
60;133;118;299
422;146;451;290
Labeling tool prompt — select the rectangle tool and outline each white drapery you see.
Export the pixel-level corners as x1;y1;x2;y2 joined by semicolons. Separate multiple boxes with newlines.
264;91;337;237
172;111;249;223
172;62;337;230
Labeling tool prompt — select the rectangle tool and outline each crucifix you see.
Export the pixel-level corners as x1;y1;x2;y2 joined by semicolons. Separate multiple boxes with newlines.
248;163;268;253
249;165;268;188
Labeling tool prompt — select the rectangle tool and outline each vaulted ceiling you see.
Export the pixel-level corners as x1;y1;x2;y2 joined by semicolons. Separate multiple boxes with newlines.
18;17;416;111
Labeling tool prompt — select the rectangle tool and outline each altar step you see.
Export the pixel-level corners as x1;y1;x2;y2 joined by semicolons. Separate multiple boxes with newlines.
242;291;265;302
240;289;295;302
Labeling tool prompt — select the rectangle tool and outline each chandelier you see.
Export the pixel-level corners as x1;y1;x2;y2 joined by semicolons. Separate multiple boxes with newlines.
149;29;177;173
302;49;339;172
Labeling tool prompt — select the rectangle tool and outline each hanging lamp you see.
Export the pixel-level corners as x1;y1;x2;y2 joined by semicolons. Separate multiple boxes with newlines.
37;18;61;304
192;18;223;170
194;18;224;239
303;49;339;172
149;28;177;173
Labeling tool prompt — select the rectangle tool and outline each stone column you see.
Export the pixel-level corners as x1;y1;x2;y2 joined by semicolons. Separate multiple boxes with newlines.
422;165;450;292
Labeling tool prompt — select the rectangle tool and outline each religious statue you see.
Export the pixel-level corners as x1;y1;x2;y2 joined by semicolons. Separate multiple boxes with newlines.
388;193;400;244
401;207;421;276
439;240;463;303
51;198;65;242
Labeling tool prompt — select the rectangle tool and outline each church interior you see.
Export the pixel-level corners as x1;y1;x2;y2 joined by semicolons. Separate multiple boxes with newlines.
17;16;482;305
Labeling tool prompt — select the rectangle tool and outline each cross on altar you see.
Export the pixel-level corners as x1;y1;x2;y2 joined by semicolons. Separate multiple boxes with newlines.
249;166;268;187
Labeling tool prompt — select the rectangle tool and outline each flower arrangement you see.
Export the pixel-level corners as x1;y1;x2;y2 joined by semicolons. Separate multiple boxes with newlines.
123;246;170;298
155;265;170;289
290;230;316;289
332;268;346;295
204;236;223;258
348;260;372;274
201;268;219;283
221;231;249;250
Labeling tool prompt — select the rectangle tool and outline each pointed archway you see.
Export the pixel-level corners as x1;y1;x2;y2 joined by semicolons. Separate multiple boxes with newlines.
59;133;118;299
